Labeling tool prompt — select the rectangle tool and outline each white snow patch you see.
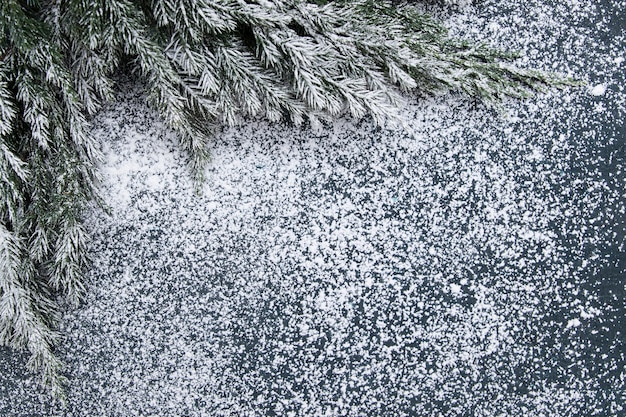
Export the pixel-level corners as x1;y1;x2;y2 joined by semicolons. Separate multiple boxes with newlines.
449;283;462;296
145;174;164;191
589;83;607;96
566;318;581;329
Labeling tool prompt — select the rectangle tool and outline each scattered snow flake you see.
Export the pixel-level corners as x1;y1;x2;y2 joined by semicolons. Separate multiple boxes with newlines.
363;277;373;288
449;283;462;296
567;318;582;329
589;83;607;96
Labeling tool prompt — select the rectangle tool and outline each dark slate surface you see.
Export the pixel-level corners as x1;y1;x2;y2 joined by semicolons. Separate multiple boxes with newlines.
1;0;624;415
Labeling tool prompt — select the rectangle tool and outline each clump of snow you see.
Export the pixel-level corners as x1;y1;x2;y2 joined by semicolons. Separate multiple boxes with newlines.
589;83;608;96
566;318;581;329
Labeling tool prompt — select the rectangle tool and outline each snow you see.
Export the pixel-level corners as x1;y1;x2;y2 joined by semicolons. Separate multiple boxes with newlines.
567;318;582;329
449;283;462;296
2;0;625;416
589;83;608;96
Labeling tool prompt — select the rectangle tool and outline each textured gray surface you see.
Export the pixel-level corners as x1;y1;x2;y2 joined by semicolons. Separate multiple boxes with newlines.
2;0;624;415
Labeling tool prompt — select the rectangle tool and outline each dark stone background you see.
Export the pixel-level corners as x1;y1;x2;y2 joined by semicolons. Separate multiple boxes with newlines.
1;1;624;415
